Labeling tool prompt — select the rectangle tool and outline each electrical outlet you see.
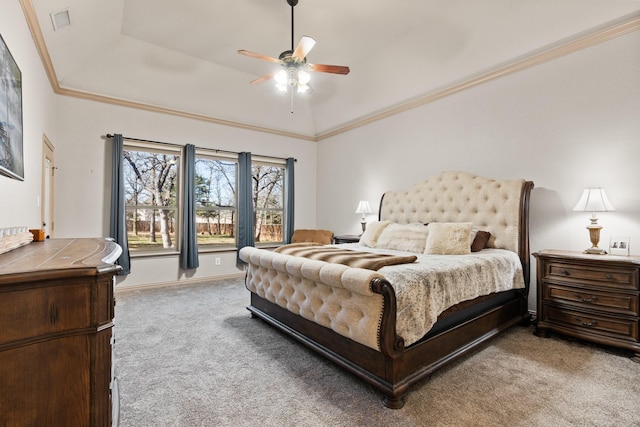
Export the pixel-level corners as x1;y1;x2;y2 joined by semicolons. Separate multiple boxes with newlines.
215;257;221;266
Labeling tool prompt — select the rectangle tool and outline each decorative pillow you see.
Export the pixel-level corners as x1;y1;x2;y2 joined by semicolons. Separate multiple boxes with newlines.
471;230;491;252
359;220;391;247
424;222;474;255
375;223;429;253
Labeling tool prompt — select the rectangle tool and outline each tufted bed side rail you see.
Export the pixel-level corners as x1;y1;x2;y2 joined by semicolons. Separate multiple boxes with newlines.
240;246;394;352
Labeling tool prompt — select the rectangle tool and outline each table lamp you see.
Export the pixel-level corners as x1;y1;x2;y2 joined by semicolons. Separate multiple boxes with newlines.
572;188;615;254
355;200;373;233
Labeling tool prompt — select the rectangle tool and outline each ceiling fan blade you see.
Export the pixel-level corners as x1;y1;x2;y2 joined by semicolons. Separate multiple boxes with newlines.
292;36;316;60
237;49;282;64
250;72;277;85
308;63;350;75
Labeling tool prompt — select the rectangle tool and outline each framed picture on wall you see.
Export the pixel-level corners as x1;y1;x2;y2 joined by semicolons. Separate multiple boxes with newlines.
0;33;24;181
609;236;630;256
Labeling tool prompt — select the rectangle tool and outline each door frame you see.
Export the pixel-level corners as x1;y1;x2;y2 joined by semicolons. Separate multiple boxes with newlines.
41;135;55;238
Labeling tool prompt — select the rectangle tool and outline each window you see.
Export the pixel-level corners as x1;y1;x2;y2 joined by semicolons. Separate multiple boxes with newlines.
252;160;285;245
195;153;237;248
120;141;289;255
123;144;180;252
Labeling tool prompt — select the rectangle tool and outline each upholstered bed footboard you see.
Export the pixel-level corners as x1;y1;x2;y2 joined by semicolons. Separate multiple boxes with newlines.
239;246;394;352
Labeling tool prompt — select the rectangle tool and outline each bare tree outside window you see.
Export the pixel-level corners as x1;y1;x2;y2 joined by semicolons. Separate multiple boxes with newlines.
252;163;284;244
195;157;237;247
123;148;179;251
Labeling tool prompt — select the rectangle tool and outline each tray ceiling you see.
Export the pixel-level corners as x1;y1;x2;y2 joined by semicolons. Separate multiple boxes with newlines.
26;0;640;140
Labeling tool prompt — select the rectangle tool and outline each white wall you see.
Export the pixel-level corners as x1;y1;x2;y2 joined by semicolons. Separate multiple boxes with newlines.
52;97;317;287
0;1;57;228
317;31;640;310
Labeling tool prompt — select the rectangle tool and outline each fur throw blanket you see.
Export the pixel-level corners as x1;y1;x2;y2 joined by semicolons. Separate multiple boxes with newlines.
274;242;417;271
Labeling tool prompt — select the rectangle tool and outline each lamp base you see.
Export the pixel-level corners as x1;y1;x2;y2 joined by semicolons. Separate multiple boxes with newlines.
584;224;606;255
583;247;607;255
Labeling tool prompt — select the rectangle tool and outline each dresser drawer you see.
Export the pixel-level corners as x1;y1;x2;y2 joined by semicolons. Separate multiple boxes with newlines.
546;262;639;291
544;284;639;316
546;305;639;341
0;284;90;346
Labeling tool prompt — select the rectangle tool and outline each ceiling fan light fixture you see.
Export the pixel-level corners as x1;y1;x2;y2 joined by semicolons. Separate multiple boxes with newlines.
273;66;311;93
286;67;298;87
275;70;287;84
274;70;288;92
298;69;310;85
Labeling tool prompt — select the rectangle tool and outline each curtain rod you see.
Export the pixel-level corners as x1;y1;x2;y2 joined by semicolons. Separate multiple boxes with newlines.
105;134;296;162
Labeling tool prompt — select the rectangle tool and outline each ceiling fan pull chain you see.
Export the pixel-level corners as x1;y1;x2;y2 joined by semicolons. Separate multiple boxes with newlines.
290;90;294;114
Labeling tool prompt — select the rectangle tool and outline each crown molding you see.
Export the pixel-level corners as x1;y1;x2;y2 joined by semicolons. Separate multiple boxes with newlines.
20;0;640;143
55;86;317;142
20;0;59;89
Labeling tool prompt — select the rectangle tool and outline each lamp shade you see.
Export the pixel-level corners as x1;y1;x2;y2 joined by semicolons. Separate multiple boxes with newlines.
572;188;615;212
355;201;373;214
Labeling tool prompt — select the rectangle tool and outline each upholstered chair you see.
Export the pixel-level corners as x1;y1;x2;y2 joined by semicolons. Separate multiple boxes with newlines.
290;229;334;245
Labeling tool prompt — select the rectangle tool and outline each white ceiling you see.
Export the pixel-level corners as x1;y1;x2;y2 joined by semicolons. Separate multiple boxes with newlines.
29;0;640;139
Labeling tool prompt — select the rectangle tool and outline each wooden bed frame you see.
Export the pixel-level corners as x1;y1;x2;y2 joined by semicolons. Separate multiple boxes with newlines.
241;171;534;408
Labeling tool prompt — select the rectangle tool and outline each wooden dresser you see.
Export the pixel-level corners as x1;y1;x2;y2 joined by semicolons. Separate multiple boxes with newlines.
0;238;122;426
534;250;640;362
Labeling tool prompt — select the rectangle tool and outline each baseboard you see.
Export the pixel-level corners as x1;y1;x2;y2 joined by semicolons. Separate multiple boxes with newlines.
115;273;244;293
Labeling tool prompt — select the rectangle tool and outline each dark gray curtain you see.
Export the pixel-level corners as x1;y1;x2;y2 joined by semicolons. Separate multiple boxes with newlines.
237;152;254;265
180;144;199;269
109;133;131;275
284;157;295;244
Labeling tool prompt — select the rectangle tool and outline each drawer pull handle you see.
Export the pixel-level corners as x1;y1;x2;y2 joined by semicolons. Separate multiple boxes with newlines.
573;292;598;304
49;303;59;324
574;317;598;328
605;273;613;280
560;269;570;276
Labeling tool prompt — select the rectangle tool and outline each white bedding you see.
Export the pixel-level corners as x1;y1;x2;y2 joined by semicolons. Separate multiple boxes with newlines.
334;243;525;346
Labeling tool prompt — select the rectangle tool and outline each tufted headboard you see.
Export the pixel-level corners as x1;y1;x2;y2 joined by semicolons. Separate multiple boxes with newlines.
379;171;534;261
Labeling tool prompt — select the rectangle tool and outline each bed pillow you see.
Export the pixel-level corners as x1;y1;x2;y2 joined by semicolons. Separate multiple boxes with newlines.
359;220;391;247
424;222;474;255
471;230;491;252
375;223;429;253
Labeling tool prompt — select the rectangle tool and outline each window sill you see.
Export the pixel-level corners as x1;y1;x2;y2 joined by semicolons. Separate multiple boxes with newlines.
130;250;179;259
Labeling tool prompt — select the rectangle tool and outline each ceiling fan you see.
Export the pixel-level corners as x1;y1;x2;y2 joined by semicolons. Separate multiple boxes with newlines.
237;0;350;95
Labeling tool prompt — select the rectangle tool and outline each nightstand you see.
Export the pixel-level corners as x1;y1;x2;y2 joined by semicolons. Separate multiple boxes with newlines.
533;250;640;362
333;234;361;244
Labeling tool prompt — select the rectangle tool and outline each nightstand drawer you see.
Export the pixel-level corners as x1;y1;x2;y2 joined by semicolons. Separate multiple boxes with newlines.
546;262;638;291
333;235;361;244
546;306;639;341
545;284;639;316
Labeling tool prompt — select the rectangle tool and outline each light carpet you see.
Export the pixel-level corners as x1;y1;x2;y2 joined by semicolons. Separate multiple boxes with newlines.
114;278;640;426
